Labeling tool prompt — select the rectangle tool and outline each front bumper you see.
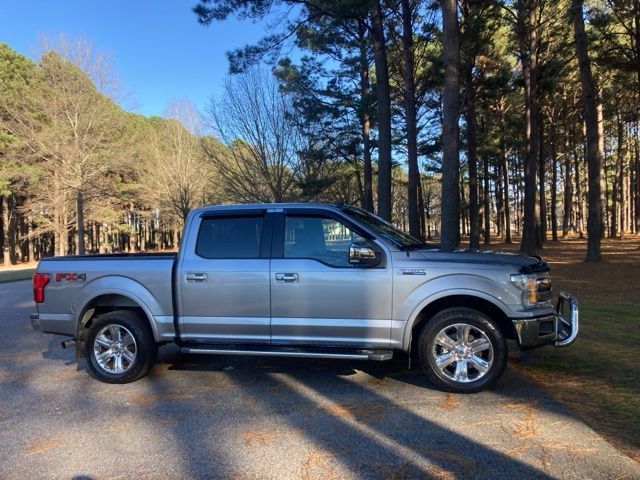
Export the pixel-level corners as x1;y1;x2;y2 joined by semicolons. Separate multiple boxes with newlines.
512;291;579;348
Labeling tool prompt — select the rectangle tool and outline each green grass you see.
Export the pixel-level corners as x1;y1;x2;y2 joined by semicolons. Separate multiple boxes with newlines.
520;304;640;455
0;268;35;283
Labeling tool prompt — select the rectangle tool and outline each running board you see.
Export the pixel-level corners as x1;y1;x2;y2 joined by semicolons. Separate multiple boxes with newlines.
179;344;393;361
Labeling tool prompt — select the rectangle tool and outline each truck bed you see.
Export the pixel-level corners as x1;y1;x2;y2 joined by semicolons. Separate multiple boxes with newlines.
34;253;177;337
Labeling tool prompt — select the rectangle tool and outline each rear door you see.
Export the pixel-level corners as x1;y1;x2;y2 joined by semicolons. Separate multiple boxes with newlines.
177;210;273;343
270;209;393;348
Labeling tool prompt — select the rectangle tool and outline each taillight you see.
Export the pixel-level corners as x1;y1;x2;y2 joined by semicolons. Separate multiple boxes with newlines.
33;273;50;303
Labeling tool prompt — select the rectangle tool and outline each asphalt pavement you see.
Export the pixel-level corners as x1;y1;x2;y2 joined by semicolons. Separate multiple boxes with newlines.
1;279;638;479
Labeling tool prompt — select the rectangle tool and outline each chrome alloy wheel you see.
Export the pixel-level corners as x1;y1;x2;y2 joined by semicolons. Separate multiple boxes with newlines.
93;324;137;374
431;323;494;383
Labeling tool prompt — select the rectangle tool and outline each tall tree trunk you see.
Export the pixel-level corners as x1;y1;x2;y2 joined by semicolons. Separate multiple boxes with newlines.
2;196;12;265
483;155;490;245
604;152;611;237
619;126;629;238
551;124;559;241
108;223;114;253
89;222;94;253
465;66;480;249
563;114;573;238
495;156;505;238
401;0;420;238
357;22;374;212
459;173;467;237
462;0;479;249
625;143;631;234
141;218;147;251
572;0;603;260
499;101;512;243
612;116;623;237
353;167;365;206
20;211;29;262
574;148;585;238
7;196;17;264
539;121;547;242
519;1;541;255
514;154;520;235
439;0;461;251
635;124;640;233
132;210;140;251
417;174;426;240
597;93;607;238
425;184;433;239
97;222;105;254
370;1;393;220
28;214;36;260
76;190;85;255
502;155;512;244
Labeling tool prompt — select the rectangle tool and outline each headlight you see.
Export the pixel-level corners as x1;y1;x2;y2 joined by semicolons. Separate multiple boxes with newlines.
510;273;540;308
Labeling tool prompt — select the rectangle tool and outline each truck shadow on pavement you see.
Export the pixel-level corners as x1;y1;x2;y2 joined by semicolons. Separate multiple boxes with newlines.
152;347;592;479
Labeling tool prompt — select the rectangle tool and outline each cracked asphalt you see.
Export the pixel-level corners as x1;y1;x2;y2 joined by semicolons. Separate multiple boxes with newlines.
1;279;639;479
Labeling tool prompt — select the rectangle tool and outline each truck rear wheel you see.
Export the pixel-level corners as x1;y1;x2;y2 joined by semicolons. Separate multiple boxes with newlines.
85;310;157;384
417;308;507;393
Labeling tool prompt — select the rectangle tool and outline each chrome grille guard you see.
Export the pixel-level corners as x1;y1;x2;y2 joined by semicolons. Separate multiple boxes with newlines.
555;291;579;347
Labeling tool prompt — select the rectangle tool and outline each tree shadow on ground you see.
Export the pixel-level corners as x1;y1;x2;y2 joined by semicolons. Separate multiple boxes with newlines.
162;350;570;479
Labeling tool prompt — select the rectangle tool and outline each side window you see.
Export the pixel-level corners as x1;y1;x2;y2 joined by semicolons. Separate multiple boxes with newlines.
284;215;366;267
196;216;263;259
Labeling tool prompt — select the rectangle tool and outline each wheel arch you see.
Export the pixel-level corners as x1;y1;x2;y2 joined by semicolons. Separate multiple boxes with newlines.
74;286;161;357
406;294;516;356
72;276;164;340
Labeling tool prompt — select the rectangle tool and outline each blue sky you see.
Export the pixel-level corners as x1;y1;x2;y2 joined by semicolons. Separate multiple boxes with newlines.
0;0;274;117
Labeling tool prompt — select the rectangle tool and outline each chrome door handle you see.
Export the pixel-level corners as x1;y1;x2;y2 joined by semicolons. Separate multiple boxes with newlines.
275;273;298;283
185;272;208;283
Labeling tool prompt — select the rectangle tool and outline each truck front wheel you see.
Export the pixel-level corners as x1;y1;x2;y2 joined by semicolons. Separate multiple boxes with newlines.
417;308;507;393
84;310;157;384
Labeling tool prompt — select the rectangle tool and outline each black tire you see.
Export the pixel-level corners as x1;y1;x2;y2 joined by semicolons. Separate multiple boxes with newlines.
417;308;507;393
84;309;157;384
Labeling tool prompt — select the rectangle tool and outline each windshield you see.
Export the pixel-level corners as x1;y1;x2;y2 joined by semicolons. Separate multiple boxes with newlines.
342;206;424;249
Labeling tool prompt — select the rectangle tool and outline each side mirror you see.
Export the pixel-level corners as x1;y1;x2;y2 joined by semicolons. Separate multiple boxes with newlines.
348;242;380;267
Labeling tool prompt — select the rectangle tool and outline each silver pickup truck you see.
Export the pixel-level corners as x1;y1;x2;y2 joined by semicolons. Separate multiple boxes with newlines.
31;203;578;393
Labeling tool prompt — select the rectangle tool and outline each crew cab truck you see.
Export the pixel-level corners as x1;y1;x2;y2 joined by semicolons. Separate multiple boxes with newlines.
30;203;579;393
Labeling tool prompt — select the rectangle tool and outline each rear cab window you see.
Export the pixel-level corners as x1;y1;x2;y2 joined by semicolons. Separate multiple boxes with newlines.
195;216;263;259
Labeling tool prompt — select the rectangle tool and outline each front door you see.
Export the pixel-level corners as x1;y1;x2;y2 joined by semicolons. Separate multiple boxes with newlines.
178;212;272;343
270;210;392;348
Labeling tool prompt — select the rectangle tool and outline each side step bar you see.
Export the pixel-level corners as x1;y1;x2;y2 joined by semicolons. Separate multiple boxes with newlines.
179;345;393;361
